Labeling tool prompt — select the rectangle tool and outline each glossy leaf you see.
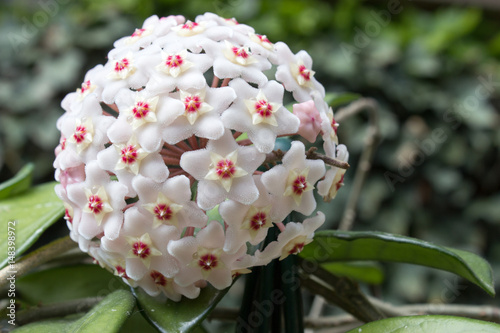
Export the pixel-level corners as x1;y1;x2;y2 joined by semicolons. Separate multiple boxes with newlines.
17;264;127;305
12;290;135;333
0;182;64;269
346;315;500;333
133;284;230;333
321;262;385;285
300;230;495;296
0;163;34;200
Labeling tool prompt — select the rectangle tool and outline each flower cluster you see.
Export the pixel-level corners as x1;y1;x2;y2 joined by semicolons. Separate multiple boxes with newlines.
54;13;349;301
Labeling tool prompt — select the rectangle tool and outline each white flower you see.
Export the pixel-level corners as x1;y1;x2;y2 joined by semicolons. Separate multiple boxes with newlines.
254;212;325;264
221;78;300;153
261;141;326;221
317;144;349;201
180;131;265;210
54;12;348;301
168;221;247;290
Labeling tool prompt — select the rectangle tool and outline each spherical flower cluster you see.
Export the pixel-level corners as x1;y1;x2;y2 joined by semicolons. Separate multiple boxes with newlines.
54;13;349;301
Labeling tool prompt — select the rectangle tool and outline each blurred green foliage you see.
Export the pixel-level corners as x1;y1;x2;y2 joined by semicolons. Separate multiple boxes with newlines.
1;0;498;309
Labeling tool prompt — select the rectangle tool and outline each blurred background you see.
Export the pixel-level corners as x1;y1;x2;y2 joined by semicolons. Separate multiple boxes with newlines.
1;0;499;318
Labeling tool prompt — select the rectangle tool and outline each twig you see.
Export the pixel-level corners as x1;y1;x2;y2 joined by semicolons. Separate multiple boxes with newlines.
336;98;380;231
263;148;350;170
368;296;500;323
15;297;103;326
299;262;385;323
0;236;77;289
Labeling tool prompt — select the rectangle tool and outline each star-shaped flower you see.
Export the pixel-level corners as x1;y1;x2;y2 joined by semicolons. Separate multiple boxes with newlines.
180;131;265;210
261;141;325;221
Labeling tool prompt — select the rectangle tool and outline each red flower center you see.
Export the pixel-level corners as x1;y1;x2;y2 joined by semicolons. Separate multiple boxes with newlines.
154;204;173;221
298;64;311;81
73;125;87;144
88;195;103;214
249;212;267;231
292;175;308;196
132;101;150;119
131;28;146;38
216;159;236;179
288;242;305;255
120;145;138;164
181;21;198;30
151;270;167;286
231;46;249;59
116;266;129;279
165;55;184;68
184;95;202;113
114;58;130;72
132;241;151;259
198;253;218;271
255;100;273;118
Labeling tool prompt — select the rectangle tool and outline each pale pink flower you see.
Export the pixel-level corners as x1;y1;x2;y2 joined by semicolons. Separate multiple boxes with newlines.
293;100;322;143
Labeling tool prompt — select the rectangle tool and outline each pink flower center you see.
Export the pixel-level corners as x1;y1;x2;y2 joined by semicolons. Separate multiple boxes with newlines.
250;212;267;231
288;242;306;255
216;159;236;179
87;195;103;214
184;96;202;113
225;18;238;25
80;80;92;94
231;46;249;59
131;28;146;38
64;208;73;224
132;101;150;119
198;253;218;271
165;54;184;68
120;145;138;164
151;270;167;286
331;118;338;134
181;21;198;30
114;58;130;73
153;204;173;221
292;175;308;196
298;64;311;82
73;125;87;144
132;241;151;259
336;174;345;191
116;266;129;279
256;34;270;44
61;138;67;150
254;100;273;118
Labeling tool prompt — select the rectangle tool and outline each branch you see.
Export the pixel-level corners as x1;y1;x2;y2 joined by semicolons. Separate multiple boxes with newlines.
336;98;380;231
299;261;385;323
263;148;350;170
16;297;103;325
368;296;500;323
0;236;77;289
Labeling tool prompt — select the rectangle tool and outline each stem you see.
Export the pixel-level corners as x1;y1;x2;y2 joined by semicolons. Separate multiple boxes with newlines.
336;98;380;231
0;236;77;289
16;297;103;326
299;260;385;323
211;76;220;88
306;147;350;169
221;78;231;87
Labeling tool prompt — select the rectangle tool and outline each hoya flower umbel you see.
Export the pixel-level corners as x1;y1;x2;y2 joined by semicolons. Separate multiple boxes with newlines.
54;12;349;301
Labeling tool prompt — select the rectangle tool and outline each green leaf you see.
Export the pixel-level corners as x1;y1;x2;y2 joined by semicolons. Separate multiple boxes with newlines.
12;290;135;333
0;163;34;200
345;315;500;333
133;284;230;333
300;231;495;296
0;182;64;269
325;92;361;107
322;262;385;285
17;264;127;305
